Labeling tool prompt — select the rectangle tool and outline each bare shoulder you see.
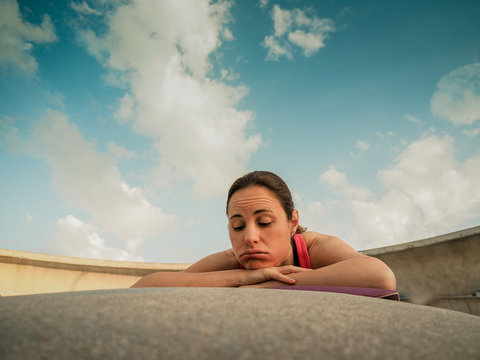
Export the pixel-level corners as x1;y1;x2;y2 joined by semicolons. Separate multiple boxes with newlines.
183;249;238;273
300;231;366;268
301;231;331;245
301;231;342;250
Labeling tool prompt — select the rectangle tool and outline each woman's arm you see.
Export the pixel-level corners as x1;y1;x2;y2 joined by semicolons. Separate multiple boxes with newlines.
131;269;260;288
131;267;305;288
130;250;309;288
242;232;396;289
306;231;395;289
241;256;395;289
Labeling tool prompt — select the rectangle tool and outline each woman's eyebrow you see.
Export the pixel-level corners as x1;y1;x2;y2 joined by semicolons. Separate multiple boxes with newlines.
229;209;272;220
253;209;271;215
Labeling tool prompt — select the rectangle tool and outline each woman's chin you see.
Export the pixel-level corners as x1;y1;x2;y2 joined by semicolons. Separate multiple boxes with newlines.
242;260;275;270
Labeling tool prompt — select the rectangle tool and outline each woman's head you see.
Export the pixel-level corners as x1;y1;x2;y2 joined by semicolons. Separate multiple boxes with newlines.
226;171;306;269
226;171;305;233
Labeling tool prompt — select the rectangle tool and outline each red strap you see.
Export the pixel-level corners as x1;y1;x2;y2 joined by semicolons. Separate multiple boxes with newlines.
294;234;311;269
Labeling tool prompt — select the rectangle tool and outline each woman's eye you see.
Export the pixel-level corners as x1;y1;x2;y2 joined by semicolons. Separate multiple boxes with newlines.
233;225;245;231
258;222;271;227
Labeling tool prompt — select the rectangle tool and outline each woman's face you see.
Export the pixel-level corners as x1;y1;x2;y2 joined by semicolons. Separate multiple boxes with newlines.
227;186;298;269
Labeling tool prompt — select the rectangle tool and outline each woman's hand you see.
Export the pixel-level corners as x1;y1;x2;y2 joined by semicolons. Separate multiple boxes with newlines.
240;265;312;287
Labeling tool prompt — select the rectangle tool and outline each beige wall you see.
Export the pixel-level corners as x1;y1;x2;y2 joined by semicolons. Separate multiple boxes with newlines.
0;249;188;296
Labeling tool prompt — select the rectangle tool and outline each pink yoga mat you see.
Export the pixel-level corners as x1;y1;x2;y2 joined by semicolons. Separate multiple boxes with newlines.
267;286;400;300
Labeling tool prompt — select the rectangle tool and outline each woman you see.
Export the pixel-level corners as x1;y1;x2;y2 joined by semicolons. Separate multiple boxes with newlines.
132;171;396;289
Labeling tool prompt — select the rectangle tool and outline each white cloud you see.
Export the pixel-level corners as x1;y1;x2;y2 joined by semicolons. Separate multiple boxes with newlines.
263;5;335;61
355;140;370;151
32;110;174;249
220;68;239;81
350;140;370;157
0;0;57;74
272;4;292;37
463;127;480;137
113;93;135;123
293;192;303;204
375;131;395;140
56;215;142;261
259;0;269;9
296;195;347;239
376;136;479;227
70;1;101;16
319;165;372;200
263;35;291;60
45;91;65;108
25;213;32;225
431;62;480;125
0;115;24;155
404;113;422;126
107;141;136;159
288;29;327;57
317;135;480;249
223;28;234;41
78;0;260;197
297;201;326;230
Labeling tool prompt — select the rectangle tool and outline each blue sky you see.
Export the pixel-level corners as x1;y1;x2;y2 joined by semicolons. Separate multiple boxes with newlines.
1;0;479;263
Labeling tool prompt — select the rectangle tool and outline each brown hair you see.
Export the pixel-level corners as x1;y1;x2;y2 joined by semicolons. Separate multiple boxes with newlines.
226;171;306;234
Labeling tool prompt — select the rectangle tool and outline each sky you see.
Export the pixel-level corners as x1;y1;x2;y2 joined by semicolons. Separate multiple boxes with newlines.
1;0;479;263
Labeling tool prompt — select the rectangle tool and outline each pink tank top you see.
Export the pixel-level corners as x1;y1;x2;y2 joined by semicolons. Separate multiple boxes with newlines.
237;234;311;269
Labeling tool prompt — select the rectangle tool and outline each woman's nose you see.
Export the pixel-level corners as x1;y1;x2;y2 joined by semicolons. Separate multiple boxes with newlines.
244;225;259;245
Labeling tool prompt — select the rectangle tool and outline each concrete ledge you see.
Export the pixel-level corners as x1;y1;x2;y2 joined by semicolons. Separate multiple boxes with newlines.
362;226;480;256
1;288;479;359
361;226;480;299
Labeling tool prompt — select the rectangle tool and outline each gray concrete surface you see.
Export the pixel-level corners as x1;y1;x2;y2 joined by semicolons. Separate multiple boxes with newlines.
1;288;479;359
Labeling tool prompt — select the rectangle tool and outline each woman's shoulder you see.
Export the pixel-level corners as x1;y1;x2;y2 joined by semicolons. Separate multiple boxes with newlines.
300;231;333;248
300;231;361;268
301;230;357;251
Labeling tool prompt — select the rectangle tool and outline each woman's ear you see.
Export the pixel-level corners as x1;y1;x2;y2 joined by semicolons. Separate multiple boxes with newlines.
290;209;299;235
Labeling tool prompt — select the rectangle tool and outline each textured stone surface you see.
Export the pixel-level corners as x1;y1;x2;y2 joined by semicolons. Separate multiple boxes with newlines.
1;288;479;359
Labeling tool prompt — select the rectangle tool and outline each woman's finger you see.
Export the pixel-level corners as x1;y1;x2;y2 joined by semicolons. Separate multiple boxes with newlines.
265;269;296;284
275;265;312;274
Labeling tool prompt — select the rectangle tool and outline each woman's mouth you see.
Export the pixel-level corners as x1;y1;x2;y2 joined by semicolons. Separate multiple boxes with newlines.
240;250;268;259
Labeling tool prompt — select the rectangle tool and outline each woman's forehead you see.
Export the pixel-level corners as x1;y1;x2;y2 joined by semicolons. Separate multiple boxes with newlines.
227;186;281;214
